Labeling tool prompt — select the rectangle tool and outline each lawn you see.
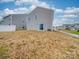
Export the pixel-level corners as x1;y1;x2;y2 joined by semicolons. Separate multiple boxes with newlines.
64;30;79;35
0;30;79;59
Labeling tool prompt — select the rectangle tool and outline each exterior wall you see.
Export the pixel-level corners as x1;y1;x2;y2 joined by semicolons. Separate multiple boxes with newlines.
27;7;54;30
12;14;27;30
0;15;12;25
0;25;16;32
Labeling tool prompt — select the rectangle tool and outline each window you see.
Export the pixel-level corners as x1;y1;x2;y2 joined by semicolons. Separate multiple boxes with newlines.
40;24;43;30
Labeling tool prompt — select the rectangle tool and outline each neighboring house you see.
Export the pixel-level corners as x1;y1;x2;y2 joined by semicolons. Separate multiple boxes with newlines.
62;24;79;31
0;7;54;31
74;24;79;30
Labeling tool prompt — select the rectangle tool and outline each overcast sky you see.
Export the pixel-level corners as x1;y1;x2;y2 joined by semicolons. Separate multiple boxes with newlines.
0;0;79;26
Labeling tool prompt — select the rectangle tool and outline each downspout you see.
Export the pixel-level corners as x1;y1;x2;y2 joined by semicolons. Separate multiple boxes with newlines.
51;9;54;31
26;14;27;30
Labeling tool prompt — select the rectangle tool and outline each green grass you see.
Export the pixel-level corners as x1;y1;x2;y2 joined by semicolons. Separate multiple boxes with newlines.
64;30;79;35
0;47;9;59
70;31;79;35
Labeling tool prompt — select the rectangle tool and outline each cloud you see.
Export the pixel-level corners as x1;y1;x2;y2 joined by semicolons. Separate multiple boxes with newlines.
15;0;38;5
64;7;79;14
15;0;50;8
4;8;14;15
13;7;29;14
0;7;32;21
54;7;79;26
53;19;63;26
55;7;79;17
62;7;79;18
54;8;64;13
0;0;14;3
0;0;50;17
38;2;49;8
0;0;50;15
56;9;63;13
3;7;30;15
0;6;37;17
62;14;78;18
0;0;50;8
29;5;36;11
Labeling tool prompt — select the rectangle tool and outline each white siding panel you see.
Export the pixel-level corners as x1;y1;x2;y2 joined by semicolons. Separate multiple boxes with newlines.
0;25;16;32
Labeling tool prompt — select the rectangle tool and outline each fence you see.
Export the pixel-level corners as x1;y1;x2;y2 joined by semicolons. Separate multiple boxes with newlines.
0;25;16;32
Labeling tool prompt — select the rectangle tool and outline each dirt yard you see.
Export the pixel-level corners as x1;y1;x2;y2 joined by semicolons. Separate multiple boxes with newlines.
0;30;79;59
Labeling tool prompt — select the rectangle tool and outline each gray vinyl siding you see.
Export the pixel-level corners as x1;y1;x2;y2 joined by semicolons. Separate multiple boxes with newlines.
0;15;11;25
12;14;27;30
27;7;54;30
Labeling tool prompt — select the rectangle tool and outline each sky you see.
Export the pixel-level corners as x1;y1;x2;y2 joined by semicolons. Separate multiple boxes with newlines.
0;0;79;26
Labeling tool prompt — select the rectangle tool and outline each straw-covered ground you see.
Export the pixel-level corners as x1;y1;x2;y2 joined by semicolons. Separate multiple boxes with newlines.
0;30;79;59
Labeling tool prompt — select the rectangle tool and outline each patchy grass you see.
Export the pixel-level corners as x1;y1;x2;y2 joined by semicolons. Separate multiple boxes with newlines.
69;31;79;35
0;30;79;59
0;47;9;59
64;30;79;35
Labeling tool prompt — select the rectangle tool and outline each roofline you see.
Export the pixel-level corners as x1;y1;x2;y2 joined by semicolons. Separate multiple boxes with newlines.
28;6;54;15
3;6;54;19
3;14;11;19
36;6;54;11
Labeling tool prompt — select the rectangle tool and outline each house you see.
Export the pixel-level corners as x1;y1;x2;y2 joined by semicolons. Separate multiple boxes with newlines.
62;23;79;31
73;24;79;31
0;7;54;31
